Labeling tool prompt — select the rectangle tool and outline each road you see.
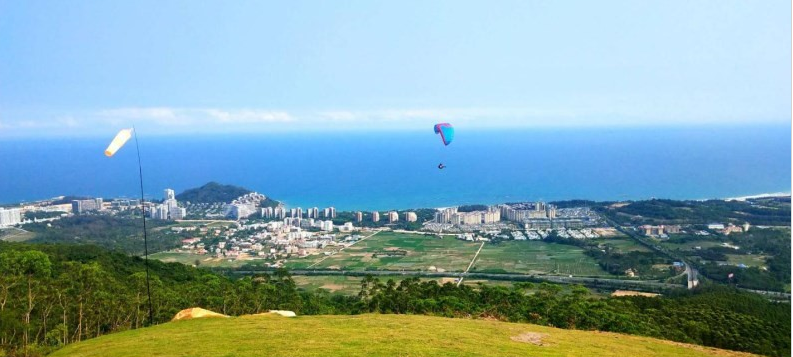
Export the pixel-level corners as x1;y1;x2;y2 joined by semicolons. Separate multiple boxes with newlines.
457;242;485;286
604;217;699;289
232;269;682;292
307;230;382;269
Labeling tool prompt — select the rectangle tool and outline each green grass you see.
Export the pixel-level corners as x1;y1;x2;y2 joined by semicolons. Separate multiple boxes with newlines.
312;231;480;272
150;252;259;268
594;237;652;253
472;241;609;277
660;240;724;252
50;314;757;357
0;228;35;242
725;254;768;268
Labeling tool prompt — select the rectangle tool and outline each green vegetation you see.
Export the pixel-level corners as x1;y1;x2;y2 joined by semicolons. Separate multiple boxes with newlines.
663;228;791;292
310;231;480;272
457;204;489;212
175;182;252;204
602;198;791;226
23;211;65;220
472;241;607;276
0;228;35;242
52;314;759;357
543;233;677;280
0;242;788;357
22;215;181;254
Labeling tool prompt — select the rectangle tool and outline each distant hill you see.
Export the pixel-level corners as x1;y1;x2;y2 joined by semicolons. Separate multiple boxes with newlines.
51;314;758;357
175;182;253;204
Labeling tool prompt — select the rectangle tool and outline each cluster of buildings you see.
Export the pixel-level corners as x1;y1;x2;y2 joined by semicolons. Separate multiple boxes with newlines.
72;198;104;214
638;224;681;238
263;206;337;220
427;202;599;231
434;207;501;225
500;202;556;221
150;189;187;220
360;210;417;223
224;192;268;220
707;222;750;235
174;210;367;266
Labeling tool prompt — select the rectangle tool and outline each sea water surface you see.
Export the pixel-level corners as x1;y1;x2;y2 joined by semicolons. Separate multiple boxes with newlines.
0;125;789;210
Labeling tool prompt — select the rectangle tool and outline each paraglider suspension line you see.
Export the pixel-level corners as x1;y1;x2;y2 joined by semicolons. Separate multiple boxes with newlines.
133;127;154;327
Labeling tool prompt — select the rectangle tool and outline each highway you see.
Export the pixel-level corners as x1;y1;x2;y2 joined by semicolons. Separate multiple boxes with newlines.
231;269;683;292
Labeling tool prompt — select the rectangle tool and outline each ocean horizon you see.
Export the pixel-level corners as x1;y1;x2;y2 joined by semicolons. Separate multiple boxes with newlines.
1;124;790;211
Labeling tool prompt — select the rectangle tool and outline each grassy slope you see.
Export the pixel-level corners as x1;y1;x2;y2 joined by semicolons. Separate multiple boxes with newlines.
52;314;756;357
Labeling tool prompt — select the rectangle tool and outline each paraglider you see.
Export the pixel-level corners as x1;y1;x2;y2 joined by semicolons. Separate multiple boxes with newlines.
434;123;454;169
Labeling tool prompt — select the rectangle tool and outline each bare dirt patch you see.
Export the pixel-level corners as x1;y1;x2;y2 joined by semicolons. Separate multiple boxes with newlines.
320;283;345;292
611;290;660;298
510;332;548;346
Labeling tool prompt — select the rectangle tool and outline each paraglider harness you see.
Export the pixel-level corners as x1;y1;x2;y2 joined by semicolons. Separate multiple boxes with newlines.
438;163;446;169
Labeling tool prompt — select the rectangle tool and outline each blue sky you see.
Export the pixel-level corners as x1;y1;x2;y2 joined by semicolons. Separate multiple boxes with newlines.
0;1;790;137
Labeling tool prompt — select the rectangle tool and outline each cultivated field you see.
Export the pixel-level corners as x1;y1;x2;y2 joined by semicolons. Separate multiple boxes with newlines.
311;231;481;272
472;241;609;276
593;237;652;253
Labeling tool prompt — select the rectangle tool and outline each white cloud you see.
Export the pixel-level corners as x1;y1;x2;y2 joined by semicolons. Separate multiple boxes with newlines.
0;102;787;138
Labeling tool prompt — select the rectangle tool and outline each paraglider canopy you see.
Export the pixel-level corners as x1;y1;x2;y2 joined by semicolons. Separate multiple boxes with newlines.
434;123;454;146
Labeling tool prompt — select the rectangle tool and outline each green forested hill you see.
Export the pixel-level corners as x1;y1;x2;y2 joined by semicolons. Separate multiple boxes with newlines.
0;242;788;357
175;182;252;203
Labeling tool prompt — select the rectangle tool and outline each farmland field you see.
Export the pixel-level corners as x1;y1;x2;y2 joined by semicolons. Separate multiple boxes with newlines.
151;251;261;268
472;241;609;277
725;254;768;268
592;237;652;253
311;231;480;272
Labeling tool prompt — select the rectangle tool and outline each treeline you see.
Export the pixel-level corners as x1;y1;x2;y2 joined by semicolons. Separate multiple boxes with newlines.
0;242;789;357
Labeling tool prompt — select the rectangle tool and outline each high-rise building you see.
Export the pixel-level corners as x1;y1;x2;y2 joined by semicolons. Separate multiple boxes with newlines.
371;211;380;222
72;198;103;214
388;211;398;223
0;208;22;227
261;207;274;219
355;211;363;222
547;205;557;219
328;207;336;219
164;189;175;201
171;207;187;220
226;203;256;220
405;212;417;222
274;206;286;219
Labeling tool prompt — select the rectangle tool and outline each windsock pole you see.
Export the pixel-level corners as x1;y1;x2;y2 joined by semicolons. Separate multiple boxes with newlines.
133;127;154;327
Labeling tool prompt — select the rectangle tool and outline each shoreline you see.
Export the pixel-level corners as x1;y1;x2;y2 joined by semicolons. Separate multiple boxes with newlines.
3;190;790;212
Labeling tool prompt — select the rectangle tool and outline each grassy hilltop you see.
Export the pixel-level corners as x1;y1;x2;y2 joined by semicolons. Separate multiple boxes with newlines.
51;314;756;357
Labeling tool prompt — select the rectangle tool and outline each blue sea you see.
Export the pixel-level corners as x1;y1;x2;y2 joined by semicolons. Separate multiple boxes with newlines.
0;125;790;211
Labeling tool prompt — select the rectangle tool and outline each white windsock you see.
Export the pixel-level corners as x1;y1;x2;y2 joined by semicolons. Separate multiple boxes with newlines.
105;128;133;157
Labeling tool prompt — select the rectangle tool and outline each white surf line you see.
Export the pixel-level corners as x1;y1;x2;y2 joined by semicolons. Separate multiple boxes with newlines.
307;230;382;269
458;242;485;287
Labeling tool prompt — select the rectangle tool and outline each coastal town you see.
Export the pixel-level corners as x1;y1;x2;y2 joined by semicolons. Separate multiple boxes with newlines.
0;184;776;280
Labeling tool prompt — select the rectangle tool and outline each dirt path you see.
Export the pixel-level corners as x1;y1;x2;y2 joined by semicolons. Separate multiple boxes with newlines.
458;242;485;287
